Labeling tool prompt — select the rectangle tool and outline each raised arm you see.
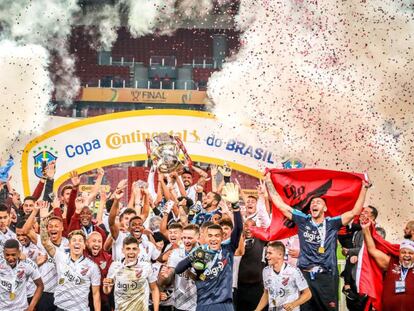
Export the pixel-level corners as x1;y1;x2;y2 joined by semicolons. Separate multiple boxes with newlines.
341;180;370;225
42;161;56;203
85;168;104;206
256;180;271;228
264;173;293;220
108;190;123;241
171;171;186;197
140;188;150;222
66;171;80;224
192;165;208;179
147;165;157;200
96;189;107;225
22;204;40;243
39;201;56;258
361;220;390;271
222;183;243;251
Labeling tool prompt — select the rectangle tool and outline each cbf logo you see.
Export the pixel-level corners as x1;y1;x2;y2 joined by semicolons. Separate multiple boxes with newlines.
282;158;305;169
33;146;58;178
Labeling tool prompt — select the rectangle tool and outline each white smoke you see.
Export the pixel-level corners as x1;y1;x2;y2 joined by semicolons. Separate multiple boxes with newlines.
81;4;122;51
0;0;81;104
0;41;52;155
208;0;414;241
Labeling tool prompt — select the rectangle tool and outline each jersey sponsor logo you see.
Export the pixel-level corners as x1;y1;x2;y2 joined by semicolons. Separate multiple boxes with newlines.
203;258;228;278
277;287;286;297
116;279;141;291
63;270;83;285
0;279;12;291
303;230;321;244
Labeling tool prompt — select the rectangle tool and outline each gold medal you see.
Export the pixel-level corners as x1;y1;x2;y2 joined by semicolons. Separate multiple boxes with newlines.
58;278;65;285
9;292;15;301
199;273;206;281
318;246;325;254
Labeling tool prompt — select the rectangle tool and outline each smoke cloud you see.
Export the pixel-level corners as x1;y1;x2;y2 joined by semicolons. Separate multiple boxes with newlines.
208;0;414;240
0;41;52;155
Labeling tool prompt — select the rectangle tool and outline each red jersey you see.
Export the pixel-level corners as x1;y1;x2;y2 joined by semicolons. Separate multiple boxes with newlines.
87;250;112;303
382;256;414;311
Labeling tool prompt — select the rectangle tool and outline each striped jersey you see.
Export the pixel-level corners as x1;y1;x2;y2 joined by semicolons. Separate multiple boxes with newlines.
21;242;42;297
107;259;157;311
263;263;309;311
53;249;101;311
36;235;69;293
112;232;161;262
168;246;197;311
0;228;16;255
0;257;41;310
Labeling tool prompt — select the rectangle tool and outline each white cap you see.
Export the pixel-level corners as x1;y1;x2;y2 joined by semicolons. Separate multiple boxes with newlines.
400;239;414;252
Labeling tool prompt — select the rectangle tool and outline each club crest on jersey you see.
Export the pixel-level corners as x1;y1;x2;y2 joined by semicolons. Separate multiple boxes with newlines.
80;266;89;276
99;261;107;270
281;277;289;286
135;268;142;278
16;269;25;280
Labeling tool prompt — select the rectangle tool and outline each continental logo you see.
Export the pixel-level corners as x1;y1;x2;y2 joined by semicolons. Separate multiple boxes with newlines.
106;129;201;149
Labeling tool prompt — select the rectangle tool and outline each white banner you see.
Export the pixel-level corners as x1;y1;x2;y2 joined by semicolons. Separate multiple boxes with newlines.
22;110;279;195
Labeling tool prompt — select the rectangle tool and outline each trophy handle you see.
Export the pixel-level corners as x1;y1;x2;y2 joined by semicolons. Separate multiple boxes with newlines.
174;136;192;168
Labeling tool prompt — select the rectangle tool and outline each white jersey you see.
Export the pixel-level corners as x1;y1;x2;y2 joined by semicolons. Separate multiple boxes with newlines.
108;259;157;311
168;246;197;311
263;263;308;311
36;235;69;293
113;232;161;262
21;242;42;297
0;228;16;255
53;249;101;311
0;257;41;310
185;184;197;203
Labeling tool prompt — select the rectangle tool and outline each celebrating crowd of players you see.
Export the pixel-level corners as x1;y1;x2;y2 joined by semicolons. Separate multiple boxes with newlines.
0;161;413;311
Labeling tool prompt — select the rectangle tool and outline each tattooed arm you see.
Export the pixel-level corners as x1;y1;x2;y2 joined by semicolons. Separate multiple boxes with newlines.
39;201;56;257
264;173;293;220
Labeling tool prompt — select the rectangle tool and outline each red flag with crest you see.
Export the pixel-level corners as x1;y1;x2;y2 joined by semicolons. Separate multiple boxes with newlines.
251;168;365;241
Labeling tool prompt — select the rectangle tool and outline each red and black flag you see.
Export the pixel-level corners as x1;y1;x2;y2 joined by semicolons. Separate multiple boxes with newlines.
356;225;399;311
251;168;366;241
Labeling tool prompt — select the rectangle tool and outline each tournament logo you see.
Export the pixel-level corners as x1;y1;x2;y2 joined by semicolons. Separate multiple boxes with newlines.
33;146;58;178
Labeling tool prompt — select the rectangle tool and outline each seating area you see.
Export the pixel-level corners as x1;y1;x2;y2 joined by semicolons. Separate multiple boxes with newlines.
68;26;240;90
76;64;130;87
192;68;218;90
